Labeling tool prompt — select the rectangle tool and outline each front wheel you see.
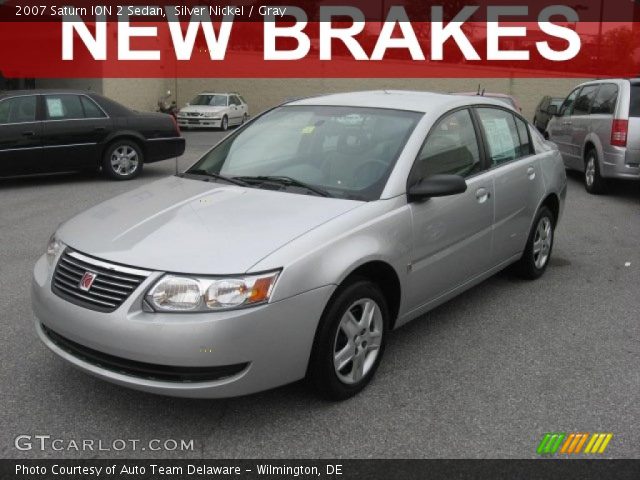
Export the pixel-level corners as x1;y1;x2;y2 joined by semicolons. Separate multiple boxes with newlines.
102;140;143;180
308;280;388;400
513;206;555;280
220;115;229;131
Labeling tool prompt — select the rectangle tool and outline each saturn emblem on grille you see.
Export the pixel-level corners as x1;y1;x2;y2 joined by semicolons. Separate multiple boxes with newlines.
79;272;98;292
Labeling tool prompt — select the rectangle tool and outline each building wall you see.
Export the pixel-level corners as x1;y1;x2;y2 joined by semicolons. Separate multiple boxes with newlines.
35;78;104;92
96;77;592;120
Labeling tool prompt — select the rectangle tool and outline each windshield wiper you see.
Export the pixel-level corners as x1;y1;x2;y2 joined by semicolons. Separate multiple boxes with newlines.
182;170;250;187
235;176;332;197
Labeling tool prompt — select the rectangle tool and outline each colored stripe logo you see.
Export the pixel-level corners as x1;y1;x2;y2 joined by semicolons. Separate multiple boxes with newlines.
537;433;613;455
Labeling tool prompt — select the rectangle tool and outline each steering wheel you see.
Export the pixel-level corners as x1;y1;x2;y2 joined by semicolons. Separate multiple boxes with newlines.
353;159;389;188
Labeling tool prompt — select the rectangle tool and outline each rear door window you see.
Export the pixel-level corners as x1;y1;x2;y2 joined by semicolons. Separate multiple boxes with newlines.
591;84;618;115
476;107;521;166
572;85;598;116
44;94;85;120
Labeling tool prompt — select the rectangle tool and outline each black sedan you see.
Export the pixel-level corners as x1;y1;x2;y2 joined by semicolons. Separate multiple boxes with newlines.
0;90;185;180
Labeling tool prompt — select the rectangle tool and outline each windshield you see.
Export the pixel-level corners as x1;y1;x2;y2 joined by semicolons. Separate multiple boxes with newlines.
191;94;228;107
187;105;422;201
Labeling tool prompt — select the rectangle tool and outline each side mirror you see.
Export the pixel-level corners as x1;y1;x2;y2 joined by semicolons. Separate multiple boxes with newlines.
408;174;467;202
547;105;558;116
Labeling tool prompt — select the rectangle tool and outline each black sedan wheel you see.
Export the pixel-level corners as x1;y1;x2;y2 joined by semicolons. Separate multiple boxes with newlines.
102;140;144;180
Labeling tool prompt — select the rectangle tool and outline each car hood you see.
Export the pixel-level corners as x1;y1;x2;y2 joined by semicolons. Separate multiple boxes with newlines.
58;176;363;274
179;106;227;114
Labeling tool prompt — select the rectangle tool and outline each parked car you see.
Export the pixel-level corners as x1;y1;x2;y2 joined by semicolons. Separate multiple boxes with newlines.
177;92;249;131
0;90;185;180
533;96;564;133
546;79;640;194
454;91;522;112
33;91;566;400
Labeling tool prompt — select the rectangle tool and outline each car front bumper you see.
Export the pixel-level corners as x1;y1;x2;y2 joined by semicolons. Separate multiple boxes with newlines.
32;254;334;398
177;117;222;128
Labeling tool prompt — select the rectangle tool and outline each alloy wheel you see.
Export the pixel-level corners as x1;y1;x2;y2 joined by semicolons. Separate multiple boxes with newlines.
333;298;383;385
533;216;553;269
585;157;596;187
110;146;139;176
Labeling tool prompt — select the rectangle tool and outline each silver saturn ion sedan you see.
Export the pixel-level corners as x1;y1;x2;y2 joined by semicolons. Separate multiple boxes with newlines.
32;91;567;400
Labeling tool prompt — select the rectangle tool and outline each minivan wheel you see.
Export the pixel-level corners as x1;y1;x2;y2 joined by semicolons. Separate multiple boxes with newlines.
220;116;229;131
102;140;143;180
513;206;555;280
308;280;388;400
584;150;606;194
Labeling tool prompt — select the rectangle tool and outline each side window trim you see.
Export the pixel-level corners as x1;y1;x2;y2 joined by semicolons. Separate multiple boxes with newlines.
407;106;488;189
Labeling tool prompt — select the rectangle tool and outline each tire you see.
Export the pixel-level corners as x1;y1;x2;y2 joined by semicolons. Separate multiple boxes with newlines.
308;279;389;400
102;140;144;181
513;206;555;280
242;113;248;125
584;149;606;194
220;115;229;131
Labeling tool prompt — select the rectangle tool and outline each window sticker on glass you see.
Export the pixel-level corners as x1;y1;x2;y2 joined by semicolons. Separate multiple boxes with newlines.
302;126;315;134
483;117;516;158
46;98;65;118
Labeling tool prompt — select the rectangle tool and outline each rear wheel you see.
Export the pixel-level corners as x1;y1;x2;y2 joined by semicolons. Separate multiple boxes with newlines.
513;206;555;280
584;149;606;194
308;280;388;400
102;140;143;180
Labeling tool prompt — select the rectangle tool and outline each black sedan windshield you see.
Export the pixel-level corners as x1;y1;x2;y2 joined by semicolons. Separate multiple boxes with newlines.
188;106;422;201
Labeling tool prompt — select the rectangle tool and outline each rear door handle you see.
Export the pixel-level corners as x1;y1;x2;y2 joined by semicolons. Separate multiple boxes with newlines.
94;127;106;132
527;166;536;180
475;188;491;204
22;131;35;137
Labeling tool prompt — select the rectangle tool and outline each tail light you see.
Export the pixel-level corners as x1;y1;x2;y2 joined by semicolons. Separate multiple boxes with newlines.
171;115;180;135
611;119;628;147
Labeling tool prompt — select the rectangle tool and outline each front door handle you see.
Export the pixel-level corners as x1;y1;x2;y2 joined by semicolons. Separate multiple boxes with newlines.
93;127;106;132
21;131;35;137
527;166;536;180
475;188;491;204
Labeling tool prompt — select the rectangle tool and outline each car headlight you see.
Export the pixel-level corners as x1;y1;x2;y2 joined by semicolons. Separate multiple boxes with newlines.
146;271;280;312
46;234;65;265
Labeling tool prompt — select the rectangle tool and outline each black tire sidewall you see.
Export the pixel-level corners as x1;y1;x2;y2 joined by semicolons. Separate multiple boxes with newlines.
308;280;389;400
102;141;144;181
221;116;229;131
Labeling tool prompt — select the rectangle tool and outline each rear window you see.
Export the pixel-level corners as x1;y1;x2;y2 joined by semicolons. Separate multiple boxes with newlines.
630;84;640;117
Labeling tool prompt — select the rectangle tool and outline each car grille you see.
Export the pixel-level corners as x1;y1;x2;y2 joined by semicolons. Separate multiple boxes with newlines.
41;324;249;383
52;249;151;313
185;112;203;117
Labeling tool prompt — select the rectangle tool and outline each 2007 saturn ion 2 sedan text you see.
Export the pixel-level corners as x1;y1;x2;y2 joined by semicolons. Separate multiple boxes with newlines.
32;91;567;400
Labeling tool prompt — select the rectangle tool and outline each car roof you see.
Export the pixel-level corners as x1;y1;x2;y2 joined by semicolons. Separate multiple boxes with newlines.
0;89;96;98
197;92;232;96
286;90;507;113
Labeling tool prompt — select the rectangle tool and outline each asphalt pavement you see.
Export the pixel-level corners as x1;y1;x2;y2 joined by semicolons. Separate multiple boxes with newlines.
1;130;638;459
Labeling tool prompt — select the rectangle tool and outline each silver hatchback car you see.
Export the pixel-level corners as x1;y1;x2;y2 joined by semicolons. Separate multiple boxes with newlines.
33;91;566;400
547;78;640;194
